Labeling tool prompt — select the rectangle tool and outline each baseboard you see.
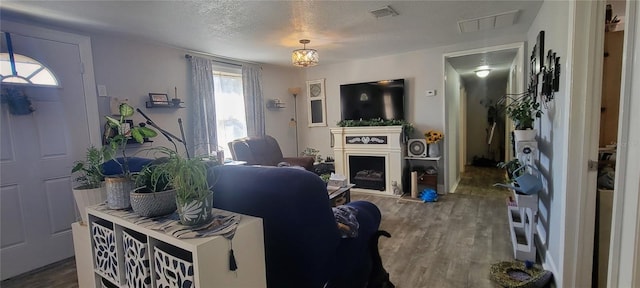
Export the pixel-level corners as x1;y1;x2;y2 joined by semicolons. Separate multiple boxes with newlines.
542;249;560;286
448;179;459;193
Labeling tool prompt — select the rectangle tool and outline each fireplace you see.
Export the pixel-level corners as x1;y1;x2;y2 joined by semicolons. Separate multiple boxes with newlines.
349;156;386;191
331;126;405;196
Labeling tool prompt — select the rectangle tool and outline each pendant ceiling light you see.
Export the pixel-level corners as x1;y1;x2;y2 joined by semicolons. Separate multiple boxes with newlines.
292;39;319;67
475;65;491;78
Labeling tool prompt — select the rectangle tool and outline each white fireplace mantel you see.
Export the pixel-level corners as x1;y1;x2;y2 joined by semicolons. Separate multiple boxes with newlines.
330;126;405;196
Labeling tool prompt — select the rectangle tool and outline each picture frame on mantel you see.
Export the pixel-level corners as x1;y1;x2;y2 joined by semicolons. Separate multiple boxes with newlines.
306;79;327;127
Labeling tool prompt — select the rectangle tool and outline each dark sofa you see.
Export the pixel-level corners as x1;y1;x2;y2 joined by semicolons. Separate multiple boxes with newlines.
210;165;381;288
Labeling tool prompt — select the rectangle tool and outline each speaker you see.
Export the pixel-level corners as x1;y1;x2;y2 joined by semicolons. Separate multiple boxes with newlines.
407;139;427;157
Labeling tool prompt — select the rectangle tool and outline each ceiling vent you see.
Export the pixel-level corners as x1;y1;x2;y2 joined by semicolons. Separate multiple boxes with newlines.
370;5;399;18
458;10;519;33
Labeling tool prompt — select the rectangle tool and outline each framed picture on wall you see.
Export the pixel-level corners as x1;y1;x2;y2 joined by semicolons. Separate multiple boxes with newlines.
149;93;170;106
306;79;327;127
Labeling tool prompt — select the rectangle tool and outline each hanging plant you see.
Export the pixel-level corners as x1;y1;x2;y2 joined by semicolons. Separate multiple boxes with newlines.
0;87;35;115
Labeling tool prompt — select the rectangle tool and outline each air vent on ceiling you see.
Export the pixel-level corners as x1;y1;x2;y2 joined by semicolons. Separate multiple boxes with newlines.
458;10;519;33
370;5;399;18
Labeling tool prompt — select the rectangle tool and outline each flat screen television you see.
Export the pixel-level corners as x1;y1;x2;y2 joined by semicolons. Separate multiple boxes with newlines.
340;79;405;121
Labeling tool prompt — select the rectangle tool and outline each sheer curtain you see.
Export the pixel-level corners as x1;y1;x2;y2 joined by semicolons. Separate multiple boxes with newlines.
188;56;217;156
241;64;265;136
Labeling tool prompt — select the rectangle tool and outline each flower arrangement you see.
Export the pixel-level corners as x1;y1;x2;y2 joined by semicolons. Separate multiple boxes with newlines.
424;130;444;144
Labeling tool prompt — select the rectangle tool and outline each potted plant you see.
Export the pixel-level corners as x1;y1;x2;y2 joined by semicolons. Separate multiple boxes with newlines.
506;95;543;141
424;129;444;157
129;157;177;217
154;148;215;226
497;159;523;182
103;103;157;209
71;145;108;224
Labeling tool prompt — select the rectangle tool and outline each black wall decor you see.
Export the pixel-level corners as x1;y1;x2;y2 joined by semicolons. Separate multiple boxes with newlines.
541;50;561;101
531;31;545;75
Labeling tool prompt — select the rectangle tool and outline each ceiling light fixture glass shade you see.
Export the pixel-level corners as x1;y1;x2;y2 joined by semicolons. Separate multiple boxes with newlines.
292;39;319;67
475;65;491;78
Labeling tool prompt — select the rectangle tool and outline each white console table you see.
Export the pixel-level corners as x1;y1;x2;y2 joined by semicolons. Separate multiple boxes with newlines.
76;206;266;288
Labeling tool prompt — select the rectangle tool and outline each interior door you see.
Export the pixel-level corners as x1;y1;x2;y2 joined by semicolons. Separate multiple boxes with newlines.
0;32;91;279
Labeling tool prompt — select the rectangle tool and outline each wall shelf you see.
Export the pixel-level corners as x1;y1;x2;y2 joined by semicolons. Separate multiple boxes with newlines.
145;101;184;109
506;189;538;262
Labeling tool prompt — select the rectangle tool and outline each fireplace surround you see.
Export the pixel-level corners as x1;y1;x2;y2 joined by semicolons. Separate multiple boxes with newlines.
331;126;405;196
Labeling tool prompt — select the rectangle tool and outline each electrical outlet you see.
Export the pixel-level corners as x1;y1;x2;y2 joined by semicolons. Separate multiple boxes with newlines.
426;89;436;96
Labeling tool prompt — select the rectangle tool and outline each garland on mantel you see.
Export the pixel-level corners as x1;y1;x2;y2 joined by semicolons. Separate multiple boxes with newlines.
336;118;414;135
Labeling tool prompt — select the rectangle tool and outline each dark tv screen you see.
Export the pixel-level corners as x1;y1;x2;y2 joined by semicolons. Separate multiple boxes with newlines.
340;79;405;121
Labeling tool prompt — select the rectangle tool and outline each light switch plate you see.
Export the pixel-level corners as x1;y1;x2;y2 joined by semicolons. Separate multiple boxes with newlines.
97;85;108;97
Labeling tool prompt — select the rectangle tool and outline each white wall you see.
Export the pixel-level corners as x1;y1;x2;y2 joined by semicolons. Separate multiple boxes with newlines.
71;32;299;158
90;34;190;156
525;0;572;282
444;61;461;192
464;74;508;164
262;65;304;156
298;34;526;188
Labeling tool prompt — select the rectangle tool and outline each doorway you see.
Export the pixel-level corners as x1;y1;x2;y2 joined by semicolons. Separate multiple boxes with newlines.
442;43;525;193
593;1;625;287
0;22;100;279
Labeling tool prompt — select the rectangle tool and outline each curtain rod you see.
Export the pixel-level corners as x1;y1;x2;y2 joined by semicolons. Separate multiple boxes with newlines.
185;53;259;68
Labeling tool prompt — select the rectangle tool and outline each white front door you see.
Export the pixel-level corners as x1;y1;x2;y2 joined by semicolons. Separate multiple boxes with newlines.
0;30;93;279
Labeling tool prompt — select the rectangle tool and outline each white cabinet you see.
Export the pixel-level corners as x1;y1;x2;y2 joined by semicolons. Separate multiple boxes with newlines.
86;206;266;288
506;190;537;262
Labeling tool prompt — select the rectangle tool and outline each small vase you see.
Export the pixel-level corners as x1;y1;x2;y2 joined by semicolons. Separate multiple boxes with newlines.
176;191;213;226
105;176;134;209
428;142;440;157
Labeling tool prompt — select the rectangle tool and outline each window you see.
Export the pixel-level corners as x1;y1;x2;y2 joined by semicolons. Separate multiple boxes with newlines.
0;53;59;86
213;68;247;159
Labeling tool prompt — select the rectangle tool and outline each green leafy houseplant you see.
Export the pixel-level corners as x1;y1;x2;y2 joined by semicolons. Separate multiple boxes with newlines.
337;118;415;135
71;145;107;189
134;158;172;193
104;103;158;177
130;157;178;217
71;146;109;223
153;148;216;225
497;159;523;182
506;96;543;130
103;103;157;209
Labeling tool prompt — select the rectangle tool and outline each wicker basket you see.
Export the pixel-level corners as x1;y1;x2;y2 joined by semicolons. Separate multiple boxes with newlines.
130;189;177;217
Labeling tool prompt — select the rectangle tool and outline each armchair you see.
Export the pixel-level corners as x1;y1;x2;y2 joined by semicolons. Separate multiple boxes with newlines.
228;135;315;171
210;165;382;288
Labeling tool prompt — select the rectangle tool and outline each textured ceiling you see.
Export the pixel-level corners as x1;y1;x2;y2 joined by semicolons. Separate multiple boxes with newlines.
0;1;542;67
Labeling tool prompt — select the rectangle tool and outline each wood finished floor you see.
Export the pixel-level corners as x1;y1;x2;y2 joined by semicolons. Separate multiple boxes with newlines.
353;166;512;288
1;166;510;288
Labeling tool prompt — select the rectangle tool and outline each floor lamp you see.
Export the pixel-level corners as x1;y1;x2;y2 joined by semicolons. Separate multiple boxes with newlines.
288;87;301;156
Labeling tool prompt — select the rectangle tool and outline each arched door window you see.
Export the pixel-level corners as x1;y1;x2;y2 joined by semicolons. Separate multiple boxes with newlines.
0;53;59;87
